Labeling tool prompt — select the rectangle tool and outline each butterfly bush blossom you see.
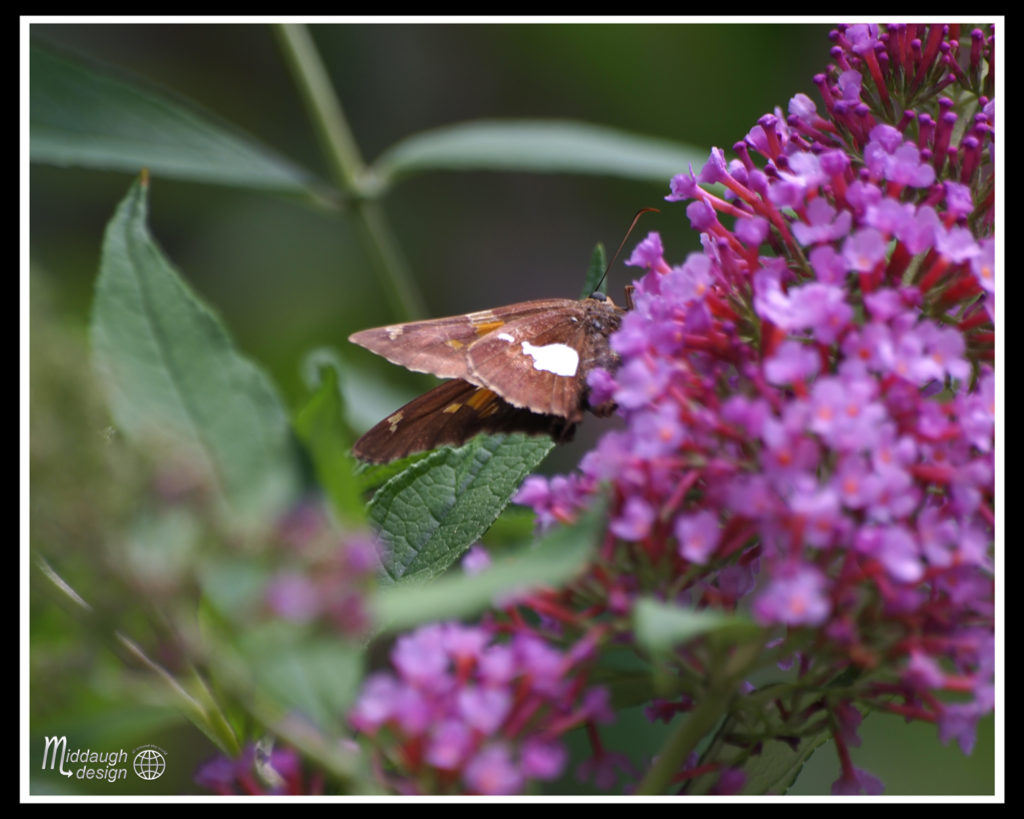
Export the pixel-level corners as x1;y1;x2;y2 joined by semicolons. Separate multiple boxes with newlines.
346;23;994;796
349;622;614;795
514;23;995;794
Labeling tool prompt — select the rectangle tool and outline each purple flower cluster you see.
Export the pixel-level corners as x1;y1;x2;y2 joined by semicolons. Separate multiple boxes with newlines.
196;743;321;795
264;501;381;638
348;622;611;794
516;23;995;791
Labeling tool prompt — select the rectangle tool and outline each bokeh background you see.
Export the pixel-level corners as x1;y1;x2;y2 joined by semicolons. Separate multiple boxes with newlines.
28;21;995;796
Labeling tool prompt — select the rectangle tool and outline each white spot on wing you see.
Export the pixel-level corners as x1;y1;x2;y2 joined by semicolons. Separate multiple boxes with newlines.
497;332;515;343
521;341;579;377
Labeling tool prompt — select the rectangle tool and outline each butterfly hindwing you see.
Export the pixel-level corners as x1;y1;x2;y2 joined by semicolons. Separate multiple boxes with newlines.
351;378;573;464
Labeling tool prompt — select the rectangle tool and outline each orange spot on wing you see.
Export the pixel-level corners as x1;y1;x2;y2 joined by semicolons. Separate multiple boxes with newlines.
466;388;497;410
473;319;505;336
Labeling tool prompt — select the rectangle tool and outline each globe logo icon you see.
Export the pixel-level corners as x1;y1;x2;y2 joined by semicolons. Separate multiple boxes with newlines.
133;748;166;781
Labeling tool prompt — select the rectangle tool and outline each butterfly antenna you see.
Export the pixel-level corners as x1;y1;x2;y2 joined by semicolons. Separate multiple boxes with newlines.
594;207;660;294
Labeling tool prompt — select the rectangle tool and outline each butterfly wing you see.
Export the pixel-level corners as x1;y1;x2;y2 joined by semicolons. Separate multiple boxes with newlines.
467;298;620;420
348;299;574;381
351;378;573;463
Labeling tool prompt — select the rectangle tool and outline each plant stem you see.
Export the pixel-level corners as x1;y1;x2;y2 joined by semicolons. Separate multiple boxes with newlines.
634;676;737;795
274;23;426;322
635;639;763;795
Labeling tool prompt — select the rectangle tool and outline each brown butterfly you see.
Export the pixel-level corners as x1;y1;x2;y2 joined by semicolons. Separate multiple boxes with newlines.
348;293;626;463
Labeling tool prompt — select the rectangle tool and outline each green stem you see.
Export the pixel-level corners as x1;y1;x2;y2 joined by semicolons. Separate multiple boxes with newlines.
636;640;763;795
118;632;241;756
634;676;738;795
272;23;364;193
273;23;426;322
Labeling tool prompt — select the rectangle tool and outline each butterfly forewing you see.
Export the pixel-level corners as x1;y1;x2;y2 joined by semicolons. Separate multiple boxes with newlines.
467;296;622;419
466;307;590;419
348;299;575;382
351;378;572;464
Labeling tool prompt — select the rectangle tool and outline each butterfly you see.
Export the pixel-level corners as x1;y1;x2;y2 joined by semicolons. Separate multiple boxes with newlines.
348;292;626;463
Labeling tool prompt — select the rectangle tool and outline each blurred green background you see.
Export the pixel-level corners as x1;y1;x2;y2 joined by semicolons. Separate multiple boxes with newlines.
30;23;826;413
28;21;995;796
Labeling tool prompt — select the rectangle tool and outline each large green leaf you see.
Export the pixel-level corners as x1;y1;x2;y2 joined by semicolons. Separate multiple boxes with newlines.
372;498;605;631
369;434;555;583
30;43;324;195
292;361;365;526
373;119;706;185
90;174;300;522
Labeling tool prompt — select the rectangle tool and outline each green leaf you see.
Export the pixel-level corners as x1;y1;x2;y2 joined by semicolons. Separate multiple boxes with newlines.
686;684;834;796
238;622;364;731
90;174;300;523
199;555;274;626
30;43;325;196
373;119;707;185
298;347;427;467
725;727;831;796
372;497;605;631
355;452;433;496
633;597;757;656
293;362;365;525
479;503;537;547
579;243;608;300
369;434;555;583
